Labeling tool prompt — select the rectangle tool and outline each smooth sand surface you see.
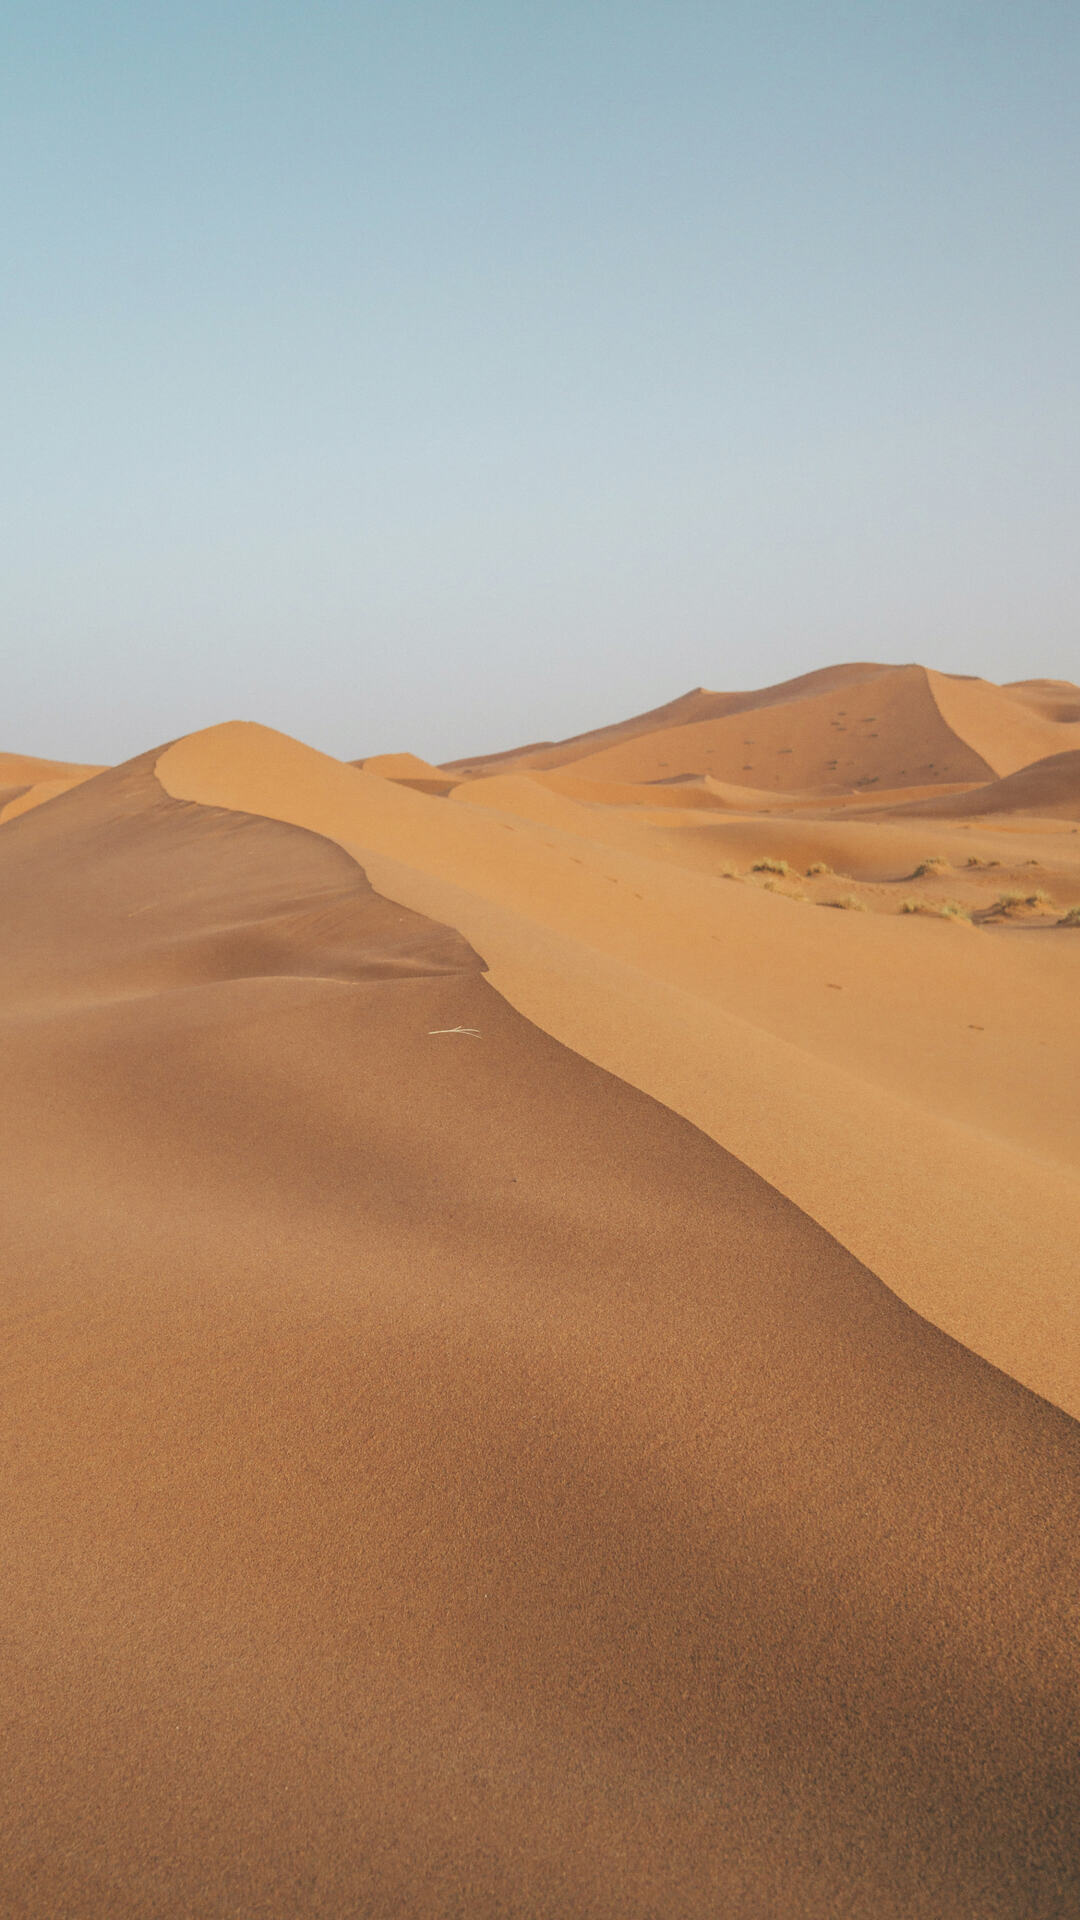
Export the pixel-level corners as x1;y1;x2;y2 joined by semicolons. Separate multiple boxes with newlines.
4;745;1080;1918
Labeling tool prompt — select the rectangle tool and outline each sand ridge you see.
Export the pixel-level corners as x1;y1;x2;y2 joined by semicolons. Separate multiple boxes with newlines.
5;663;1080;1914
3;739;1080;1916
155;719;1080;1419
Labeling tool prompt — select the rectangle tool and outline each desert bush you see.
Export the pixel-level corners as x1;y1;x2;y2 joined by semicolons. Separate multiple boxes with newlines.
821;894;866;911
806;861;832;876
911;856;950;878
991;890;1054;915
752;857;791;875
1057;905;1080;927
901;897;971;922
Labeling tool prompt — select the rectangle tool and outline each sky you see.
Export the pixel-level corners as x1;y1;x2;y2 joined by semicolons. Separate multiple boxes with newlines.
2;1;1078;765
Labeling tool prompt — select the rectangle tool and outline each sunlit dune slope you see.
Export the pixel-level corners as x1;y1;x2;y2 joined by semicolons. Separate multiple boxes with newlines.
890;747;1080;820
441;661;896;776
561;664;998;791
3;748;1080;1918
156;723;1080;1420
0;750;106;823
1003;677;1080;721
0;750;105;784
927;670;1080;775
352;750;459;795
444;662;1080;798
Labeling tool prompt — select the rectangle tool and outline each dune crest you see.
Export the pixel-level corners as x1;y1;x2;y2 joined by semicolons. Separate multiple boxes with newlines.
155;718;1080;1420
6;666;1080;1914
4;723;1080;1916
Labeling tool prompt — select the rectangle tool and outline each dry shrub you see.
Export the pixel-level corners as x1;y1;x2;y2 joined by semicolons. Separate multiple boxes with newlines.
990;890;1054;916
901;897;971;923
752;857;791;875
821;894;866;912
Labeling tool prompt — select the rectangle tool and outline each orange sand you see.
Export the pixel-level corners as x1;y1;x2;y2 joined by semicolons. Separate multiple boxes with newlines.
4;662;1080;1916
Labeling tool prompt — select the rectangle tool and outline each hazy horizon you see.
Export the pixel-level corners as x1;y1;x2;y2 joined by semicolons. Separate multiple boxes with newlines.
4;1;1078;766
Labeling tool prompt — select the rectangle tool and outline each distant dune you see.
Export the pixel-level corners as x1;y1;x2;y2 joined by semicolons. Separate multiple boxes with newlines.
891;747;1080;819
0;750;105;823
442;661;1080;797
3;663;1080;1917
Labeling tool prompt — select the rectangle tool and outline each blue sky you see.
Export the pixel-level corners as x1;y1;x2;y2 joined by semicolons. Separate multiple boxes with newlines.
3;1;1078;762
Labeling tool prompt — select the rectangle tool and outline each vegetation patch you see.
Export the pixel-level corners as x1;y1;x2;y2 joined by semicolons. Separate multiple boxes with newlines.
1057;905;1080;927
821;894;866;912
910;856;951;879
752;857;792;875
806;861;833;876
988;889;1055;918
900;897;972;923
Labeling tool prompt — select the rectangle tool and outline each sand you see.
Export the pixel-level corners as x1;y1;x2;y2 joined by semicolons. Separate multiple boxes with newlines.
0;751;106;824
4;661;1080;1917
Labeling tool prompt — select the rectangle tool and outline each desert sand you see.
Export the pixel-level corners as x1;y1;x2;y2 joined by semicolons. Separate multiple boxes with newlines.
3;661;1079;1917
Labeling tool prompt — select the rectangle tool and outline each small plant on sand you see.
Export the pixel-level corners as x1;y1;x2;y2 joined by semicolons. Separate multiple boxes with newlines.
964;855;1000;868
911;855;950;879
762;876;806;899
718;863;744;880
806;861;833;876
990;889;1054;917
821;894;866;911
752;857;791;875
900;897;971;922
1058;905;1080;927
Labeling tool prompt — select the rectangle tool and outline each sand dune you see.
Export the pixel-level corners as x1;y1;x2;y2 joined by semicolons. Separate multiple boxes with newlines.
445;662;1080;800
442;662;899;777
0;751;106;823
892;747;1080;819
352;750;460;796
0;750;105;784
927;670;1080;776
157;719;1080;1415
5;664;1080;1916
4;742;1080;1917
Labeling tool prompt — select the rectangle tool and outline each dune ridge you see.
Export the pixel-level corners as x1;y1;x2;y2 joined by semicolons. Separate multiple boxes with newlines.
3;741;1080;1915
5;660;1080;1915
441;662;1080;799
157;719;1080;1419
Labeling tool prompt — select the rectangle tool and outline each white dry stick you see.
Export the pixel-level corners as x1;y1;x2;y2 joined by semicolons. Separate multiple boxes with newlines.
427;1026;482;1037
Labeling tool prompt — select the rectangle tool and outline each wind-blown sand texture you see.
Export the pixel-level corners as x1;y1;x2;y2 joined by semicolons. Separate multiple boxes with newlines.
4;661;1080;1917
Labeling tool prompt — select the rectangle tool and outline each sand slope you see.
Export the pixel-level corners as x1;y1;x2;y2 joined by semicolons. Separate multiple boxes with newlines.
442;663;899;777
444;663;1080;800
3;746;1080;1917
892;747;1080;819
0;751;106;823
157;722;1080;1422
